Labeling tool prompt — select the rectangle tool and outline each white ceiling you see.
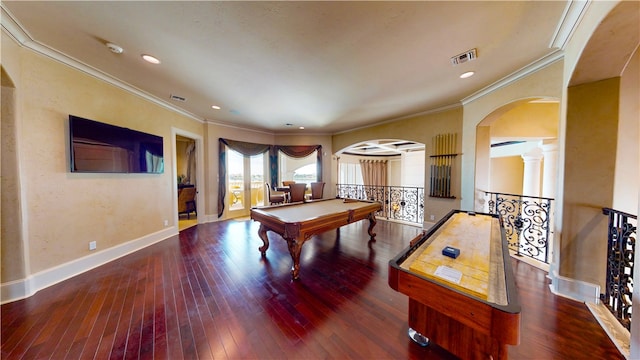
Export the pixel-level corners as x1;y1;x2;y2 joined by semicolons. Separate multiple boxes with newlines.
2;1;570;134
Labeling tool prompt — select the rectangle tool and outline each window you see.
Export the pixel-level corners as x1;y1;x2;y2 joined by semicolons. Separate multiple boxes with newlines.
339;162;363;185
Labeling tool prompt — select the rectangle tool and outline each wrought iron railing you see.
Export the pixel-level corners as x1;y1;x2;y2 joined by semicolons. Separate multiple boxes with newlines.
336;184;424;225
602;207;635;331
484;191;553;264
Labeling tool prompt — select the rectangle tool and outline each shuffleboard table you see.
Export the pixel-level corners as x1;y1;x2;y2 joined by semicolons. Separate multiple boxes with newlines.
250;198;382;280
388;210;521;359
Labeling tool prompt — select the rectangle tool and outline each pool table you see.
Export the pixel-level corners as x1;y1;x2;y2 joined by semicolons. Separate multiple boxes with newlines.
388;210;520;359
250;198;382;280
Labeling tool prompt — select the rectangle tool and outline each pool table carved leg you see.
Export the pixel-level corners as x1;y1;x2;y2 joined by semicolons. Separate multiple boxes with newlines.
367;213;377;240
286;237;303;280
257;224;270;255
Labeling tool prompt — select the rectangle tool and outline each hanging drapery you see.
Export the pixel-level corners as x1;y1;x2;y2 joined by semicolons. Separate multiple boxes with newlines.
218;138;271;218
217;139;323;218
360;159;387;202
185;141;196;185
277;145;323;182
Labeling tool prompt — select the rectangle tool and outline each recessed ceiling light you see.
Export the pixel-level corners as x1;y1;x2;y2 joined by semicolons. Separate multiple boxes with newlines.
460;71;475;79
299;126;305;130
142;54;160;64
211;105;221;110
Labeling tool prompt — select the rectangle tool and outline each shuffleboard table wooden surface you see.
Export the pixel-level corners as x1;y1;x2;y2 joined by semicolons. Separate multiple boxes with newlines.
388;209;521;360
250;198;382;280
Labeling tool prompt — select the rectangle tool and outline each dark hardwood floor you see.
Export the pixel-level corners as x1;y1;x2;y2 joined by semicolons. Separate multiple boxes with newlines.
2;218;623;359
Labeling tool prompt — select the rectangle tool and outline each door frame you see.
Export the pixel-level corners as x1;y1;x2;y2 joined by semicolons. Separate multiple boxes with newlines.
172;127;204;226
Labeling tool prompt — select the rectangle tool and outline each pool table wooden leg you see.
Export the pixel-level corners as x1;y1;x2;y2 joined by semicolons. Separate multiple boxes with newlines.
367;213;377;240
257;224;270;255
286;237;303;280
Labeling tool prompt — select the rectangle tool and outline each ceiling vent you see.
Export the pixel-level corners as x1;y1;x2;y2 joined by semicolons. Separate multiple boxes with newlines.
170;94;187;102
450;48;477;66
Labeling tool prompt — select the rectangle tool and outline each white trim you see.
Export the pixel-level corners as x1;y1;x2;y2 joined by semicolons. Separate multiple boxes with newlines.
1;4;204;125
172;128;205;226
1;227;178;304
549;0;591;50
548;268;601;304
462;50;565;106
586;302;631;359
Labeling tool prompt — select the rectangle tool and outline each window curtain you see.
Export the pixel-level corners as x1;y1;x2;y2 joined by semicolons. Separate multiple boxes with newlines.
360;159;387;202
218;138;271;218
185;141;196;185
277;145;323;182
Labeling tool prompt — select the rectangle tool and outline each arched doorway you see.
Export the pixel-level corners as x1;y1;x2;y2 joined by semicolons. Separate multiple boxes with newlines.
336;139;426;226
475;98;559;268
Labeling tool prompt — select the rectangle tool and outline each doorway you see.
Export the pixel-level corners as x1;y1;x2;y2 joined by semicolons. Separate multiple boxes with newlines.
227;147;266;218
173;129;203;230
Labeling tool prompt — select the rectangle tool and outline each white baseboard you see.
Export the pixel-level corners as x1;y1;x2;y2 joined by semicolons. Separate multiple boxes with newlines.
586;302;631;359
548;268;601;304
1;226;178;304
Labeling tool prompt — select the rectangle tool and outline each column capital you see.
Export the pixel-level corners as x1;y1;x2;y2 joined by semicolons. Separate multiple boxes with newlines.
522;147;543;162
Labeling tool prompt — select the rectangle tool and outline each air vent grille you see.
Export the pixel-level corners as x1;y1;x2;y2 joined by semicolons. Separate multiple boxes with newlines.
170;94;187;102
450;48;477;66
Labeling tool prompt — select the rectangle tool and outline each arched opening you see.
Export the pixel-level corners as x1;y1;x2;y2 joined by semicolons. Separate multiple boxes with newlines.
336;139;426;226
474;97;559;268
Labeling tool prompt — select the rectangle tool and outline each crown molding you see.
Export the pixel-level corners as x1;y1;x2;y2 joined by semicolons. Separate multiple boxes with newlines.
461;49;564;106
549;0;591;50
1;4;204;124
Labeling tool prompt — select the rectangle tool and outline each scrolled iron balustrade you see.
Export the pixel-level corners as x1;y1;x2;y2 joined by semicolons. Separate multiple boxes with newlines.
602;207;635;331
336;184;424;225
485;191;553;264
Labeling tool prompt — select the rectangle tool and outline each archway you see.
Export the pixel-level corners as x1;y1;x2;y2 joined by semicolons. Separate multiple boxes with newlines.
335;139;426;226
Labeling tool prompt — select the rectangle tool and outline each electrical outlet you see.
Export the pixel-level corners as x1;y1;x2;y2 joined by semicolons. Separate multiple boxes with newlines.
429;215;435;221
163;219;169;227
89;241;97;251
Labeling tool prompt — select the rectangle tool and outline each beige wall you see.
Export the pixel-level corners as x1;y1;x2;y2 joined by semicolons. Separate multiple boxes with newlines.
490;156;524;195
332;107;463;223
490;102;558;140
462;60;564;211
562;78;619;286
1;33;205;280
614;48;639;214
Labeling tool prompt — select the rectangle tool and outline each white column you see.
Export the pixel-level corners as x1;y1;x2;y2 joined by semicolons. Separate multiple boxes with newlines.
521;148;543;197
541;140;558;199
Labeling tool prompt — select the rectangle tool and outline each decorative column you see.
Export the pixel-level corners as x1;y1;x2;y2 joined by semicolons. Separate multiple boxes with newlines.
541;140;558;199
521;148;543;197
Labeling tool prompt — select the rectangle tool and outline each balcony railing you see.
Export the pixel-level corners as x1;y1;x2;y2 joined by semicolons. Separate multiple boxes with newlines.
602;207;635;331
336;184;424;226
484;191;554;264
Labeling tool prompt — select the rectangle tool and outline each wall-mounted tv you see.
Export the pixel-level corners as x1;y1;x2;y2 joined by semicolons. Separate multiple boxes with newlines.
69;115;164;173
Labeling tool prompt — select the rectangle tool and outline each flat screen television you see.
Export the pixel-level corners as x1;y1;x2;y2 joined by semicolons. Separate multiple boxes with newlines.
69;115;164;173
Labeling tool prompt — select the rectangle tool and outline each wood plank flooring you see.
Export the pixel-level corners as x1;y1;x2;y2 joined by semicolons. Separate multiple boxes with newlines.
1;218;624;359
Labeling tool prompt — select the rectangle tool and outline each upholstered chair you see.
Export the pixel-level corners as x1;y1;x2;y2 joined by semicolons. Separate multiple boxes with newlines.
178;187;197;219
265;183;285;205
288;183;307;203
309;182;325;200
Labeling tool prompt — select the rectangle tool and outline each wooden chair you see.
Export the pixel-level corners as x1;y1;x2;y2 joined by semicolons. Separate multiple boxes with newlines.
282;181;296;187
265;183;285;205
288;183;307;202
178;187;197;219
309;182;325;200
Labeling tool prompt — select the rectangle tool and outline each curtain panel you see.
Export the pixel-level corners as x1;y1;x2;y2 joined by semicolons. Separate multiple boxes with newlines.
360;160;387;207
277;145;323;182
